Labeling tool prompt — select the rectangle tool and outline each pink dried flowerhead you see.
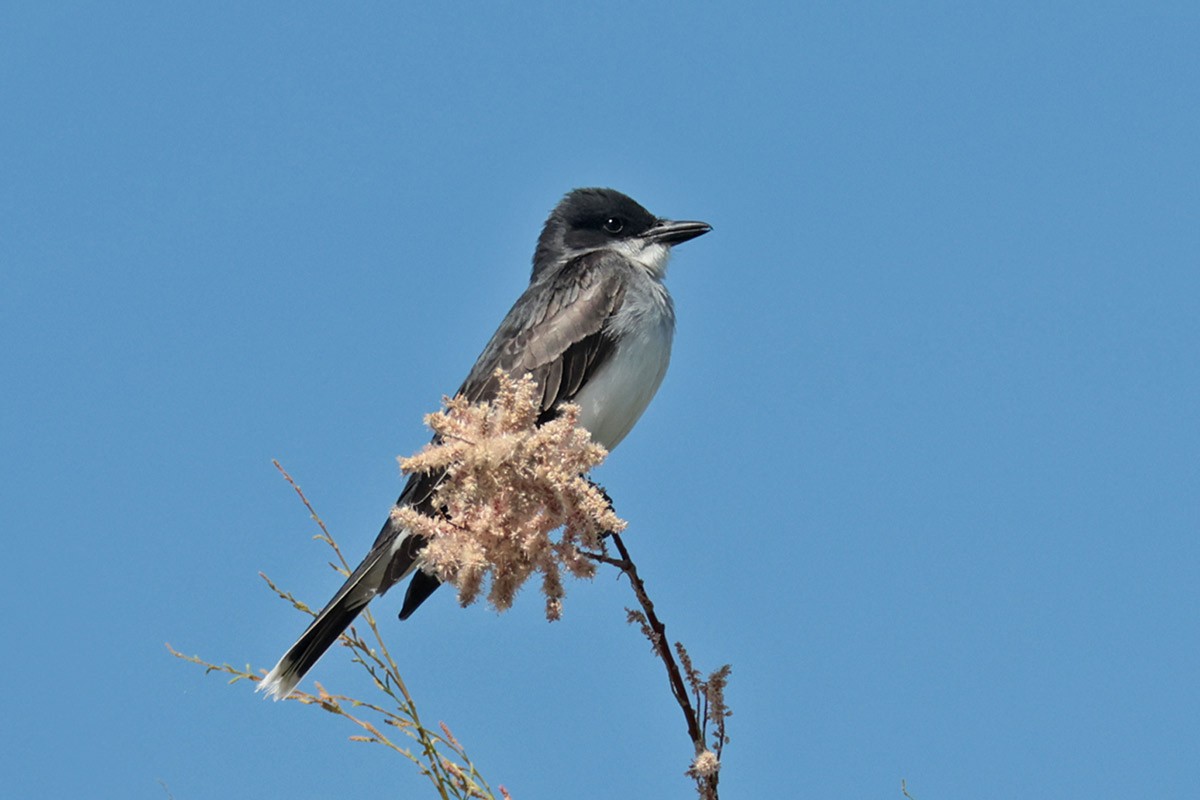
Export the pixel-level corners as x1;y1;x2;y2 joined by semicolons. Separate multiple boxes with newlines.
396;371;626;619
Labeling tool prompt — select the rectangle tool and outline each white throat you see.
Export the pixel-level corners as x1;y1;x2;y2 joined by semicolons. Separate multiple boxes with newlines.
613;239;672;279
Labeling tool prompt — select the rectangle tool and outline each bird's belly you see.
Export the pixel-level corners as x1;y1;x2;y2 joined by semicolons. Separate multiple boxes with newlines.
572;320;673;451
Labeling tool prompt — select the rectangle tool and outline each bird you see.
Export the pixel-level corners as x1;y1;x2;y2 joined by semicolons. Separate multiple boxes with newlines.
259;187;711;699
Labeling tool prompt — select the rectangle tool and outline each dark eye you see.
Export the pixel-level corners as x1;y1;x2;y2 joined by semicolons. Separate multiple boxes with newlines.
603;217;625;233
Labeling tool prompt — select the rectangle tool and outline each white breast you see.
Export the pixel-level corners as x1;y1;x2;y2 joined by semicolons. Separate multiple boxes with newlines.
572;279;675;451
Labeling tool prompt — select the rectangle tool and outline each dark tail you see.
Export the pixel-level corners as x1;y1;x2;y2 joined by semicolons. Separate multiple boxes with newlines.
259;546;397;699
259;508;434;698
257;595;370;699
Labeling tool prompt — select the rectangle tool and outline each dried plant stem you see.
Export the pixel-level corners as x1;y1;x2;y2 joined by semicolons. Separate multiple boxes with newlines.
270;460;475;797
586;533;723;800
597;534;703;746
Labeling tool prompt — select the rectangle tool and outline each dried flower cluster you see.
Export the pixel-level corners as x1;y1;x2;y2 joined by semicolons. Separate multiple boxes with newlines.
689;750;720;779
391;371;626;620
678;641;732;795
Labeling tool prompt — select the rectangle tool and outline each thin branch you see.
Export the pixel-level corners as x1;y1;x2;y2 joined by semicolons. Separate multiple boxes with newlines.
273;459;352;574
585;533;725;799
172;462;502;800
607;533;705;749
271;460;473;798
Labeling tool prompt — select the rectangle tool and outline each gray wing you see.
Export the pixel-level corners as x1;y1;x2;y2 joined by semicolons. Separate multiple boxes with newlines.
456;249;628;419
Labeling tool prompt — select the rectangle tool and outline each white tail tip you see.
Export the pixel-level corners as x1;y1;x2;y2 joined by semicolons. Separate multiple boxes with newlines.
257;663;300;701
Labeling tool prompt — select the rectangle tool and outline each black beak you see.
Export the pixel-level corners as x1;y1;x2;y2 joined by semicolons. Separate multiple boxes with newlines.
646;219;713;246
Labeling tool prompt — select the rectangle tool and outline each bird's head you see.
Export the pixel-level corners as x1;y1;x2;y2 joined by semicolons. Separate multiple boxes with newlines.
533;188;711;280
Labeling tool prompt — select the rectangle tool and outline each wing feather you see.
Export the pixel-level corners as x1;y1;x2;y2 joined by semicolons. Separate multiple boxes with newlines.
457;250;626;414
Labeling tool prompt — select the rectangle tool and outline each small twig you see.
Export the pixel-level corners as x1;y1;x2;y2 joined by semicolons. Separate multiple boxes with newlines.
273;459;352;573
270;460;468;798
585;533;724;799
607;533;705;750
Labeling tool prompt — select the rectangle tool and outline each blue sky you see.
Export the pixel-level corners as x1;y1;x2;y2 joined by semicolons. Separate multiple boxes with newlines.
3;2;1198;797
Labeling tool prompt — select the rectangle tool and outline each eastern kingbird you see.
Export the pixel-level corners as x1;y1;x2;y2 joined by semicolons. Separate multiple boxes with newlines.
260;188;710;699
